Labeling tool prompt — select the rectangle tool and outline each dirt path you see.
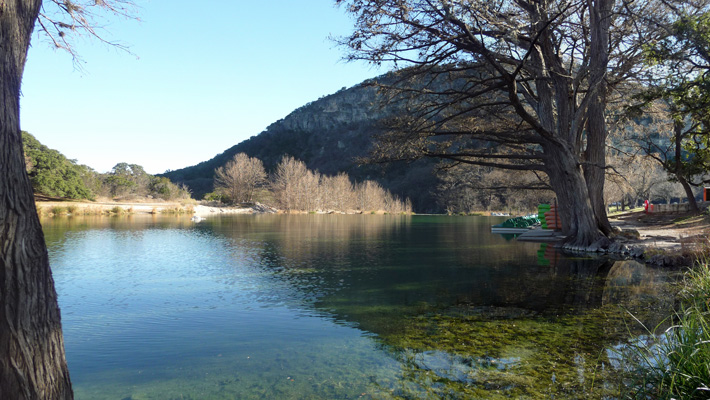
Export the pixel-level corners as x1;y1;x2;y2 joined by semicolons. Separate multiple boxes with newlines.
610;210;709;253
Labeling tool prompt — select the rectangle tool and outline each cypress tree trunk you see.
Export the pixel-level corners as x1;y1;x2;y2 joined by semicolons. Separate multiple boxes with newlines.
0;1;74;398
584;0;614;236
544;141;604;248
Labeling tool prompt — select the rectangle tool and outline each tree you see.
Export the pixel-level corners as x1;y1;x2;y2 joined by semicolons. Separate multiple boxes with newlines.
270;155;320;211
1;1;135;398
321;173;356;211
436;163;553;213
336;0;708;247
628;12;710;212
214;153;267;204
22;131;95;199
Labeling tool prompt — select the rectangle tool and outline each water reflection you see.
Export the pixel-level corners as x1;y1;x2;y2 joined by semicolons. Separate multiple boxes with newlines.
41;214;676;399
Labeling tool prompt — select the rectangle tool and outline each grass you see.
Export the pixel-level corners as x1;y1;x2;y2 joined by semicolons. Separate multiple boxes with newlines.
621;262;710;399
160;206;194;214
50;206;66;216
608;206;645;217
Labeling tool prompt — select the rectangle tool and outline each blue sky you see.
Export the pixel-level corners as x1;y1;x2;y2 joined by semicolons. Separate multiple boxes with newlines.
20;1;381;174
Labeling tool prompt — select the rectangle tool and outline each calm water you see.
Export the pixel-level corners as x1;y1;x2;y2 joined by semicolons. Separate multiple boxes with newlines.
42;214;675;399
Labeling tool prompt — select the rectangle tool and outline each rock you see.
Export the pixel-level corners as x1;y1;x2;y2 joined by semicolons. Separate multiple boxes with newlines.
646;254;692;268
629;246;645;258
608;242;621;253
251;202;278;214
588;237;612;252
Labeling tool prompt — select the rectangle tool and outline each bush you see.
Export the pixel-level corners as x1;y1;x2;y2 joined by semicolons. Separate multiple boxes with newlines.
50;206;66;216
110;206;125;214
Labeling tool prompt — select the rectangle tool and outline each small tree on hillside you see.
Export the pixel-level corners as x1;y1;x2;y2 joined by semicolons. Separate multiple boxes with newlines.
214;153;267;204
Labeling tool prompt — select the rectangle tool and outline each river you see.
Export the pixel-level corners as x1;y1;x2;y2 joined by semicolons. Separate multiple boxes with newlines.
41;214;675;399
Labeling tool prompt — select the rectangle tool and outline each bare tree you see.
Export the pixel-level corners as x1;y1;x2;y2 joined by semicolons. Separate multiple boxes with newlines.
1;1;136;398
336;0;709;247
436;163;553;213
271;156;310;211
655;180;689;205
214;153;267;204
271;155;411;213
321;173;356;211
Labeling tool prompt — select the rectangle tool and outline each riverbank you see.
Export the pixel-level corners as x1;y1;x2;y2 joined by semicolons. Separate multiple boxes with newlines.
607;209;709;267
36;196;709;265
33;195;274;216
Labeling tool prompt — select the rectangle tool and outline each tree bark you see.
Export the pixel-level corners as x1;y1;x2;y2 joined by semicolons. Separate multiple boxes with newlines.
678;176;699;211
584;0;614;236
544;141;604;248
673;120;699;212
0;1;74;399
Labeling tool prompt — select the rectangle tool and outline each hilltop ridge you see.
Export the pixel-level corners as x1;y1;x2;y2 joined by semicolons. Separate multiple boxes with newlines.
162;74;440;211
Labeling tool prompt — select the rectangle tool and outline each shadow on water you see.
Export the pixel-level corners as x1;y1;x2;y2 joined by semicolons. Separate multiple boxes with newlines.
42;214;677;399
202;215;676;398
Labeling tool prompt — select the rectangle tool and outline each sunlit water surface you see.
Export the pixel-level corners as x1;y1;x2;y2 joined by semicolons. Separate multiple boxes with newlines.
42;214;675;399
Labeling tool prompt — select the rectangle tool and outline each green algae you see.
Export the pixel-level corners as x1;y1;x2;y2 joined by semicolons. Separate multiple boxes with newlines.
370;302;671;399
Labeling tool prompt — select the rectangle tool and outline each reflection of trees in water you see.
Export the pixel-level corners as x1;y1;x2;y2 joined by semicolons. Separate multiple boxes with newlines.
364;258;676;399
206;214;415;310
209;216;674;340
317;251;618;337
41;214;197;249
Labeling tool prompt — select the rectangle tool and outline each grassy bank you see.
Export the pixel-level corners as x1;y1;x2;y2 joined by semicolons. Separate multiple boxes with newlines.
622;261;710;399
35;197;198;217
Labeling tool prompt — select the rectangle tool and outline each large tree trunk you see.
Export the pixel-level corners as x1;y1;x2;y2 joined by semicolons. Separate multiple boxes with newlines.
672;120;699;213
584;0;614;236
0;1;74;399
544;142;604;248
678;176;699;212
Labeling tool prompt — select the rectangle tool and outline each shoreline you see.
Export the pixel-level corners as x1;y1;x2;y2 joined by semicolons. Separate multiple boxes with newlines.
35;198;708;266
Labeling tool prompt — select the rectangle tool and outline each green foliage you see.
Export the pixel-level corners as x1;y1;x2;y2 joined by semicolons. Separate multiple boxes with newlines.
105;162;147;197
634;12;710;190
50;206;66;216
105;162;191;200
203;191;224;202
22;131;95;200
22;131;192;202
621;263;710;399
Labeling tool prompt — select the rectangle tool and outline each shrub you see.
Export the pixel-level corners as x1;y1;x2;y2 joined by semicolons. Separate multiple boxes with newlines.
50;206;66;216
110;206;124;214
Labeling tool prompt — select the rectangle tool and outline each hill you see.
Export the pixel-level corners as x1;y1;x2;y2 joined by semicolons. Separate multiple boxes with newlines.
162;74;441;212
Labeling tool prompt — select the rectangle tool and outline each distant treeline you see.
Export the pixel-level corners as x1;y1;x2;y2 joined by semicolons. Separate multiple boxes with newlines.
208;153;413;214
22;131;190;201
